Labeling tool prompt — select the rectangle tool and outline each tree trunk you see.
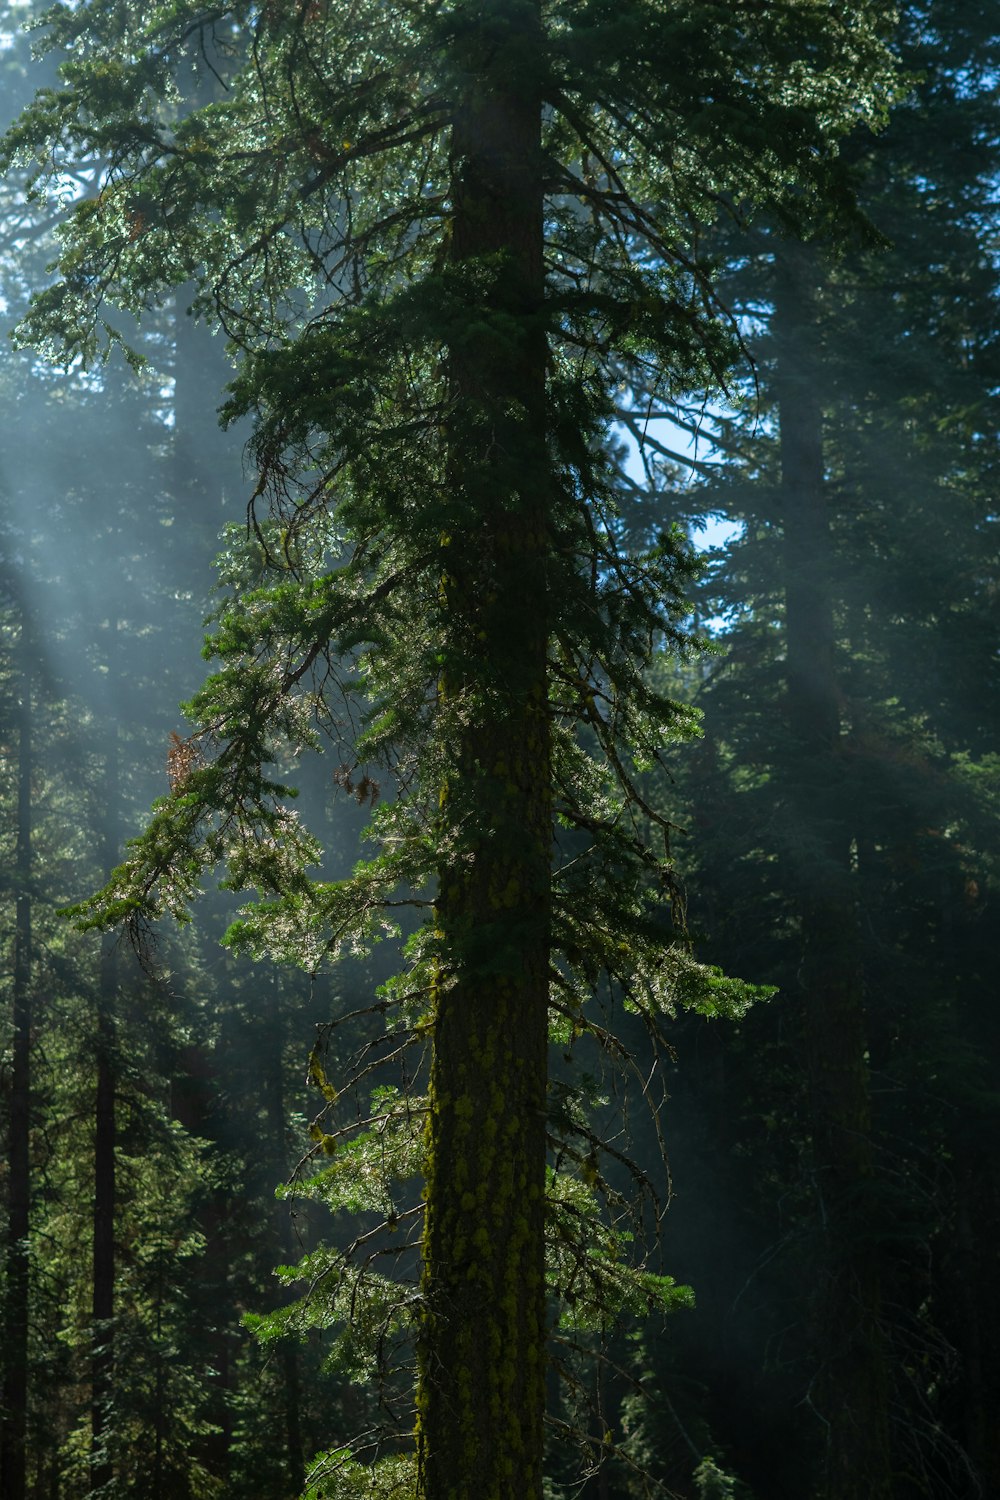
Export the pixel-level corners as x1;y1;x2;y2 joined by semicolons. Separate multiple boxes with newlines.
416;7;550;1497
91;933;117;1492
774;247;892;1500
1;612;33;1500
91;693;119;1491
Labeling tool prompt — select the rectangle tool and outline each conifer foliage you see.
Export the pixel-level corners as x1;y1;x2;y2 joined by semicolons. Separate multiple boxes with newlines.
643;4;1000;1494
4;1;897;1495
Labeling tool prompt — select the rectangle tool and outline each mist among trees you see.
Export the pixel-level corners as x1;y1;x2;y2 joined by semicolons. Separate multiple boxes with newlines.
1;1;997;1497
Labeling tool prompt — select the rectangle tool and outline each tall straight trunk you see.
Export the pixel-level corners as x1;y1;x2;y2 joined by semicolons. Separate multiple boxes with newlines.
416;6;550;1497
1;614;33;1500
170;290;244;1487
91;933;116;1491
168;300;237;1491
774;248;892;1500
152;1213;166;1500
91;693;119;1491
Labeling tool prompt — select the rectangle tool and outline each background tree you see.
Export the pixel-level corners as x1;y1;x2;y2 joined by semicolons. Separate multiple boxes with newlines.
0;567;34;1500
1;9;308;1489
634;4;1000;1495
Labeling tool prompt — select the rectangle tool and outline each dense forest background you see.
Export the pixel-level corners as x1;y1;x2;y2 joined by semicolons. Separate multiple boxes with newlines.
1;1;998;1497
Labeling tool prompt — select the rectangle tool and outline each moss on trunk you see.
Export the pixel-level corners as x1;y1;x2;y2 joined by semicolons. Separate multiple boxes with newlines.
416;6;550;1495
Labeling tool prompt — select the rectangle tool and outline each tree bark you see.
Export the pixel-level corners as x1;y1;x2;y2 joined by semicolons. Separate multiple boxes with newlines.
416;6;550;1496
774;247;892;1500
1;612;33;1500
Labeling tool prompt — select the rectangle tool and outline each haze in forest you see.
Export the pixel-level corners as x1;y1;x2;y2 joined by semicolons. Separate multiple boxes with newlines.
1;2;998;1499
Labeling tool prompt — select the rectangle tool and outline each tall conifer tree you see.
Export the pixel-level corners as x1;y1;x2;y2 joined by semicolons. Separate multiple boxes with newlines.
4;1;897;1493
652;3;1000;1493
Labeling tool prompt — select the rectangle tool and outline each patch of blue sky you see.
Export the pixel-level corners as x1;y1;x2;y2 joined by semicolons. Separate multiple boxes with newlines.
618;409;744;554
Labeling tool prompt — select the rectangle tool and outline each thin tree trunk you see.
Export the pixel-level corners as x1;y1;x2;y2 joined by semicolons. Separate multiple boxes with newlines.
1;612;33;1500
416;9;550;1496
91;687;119;1491
169;290;242;1487
91;933;116;1492
775;248;892;1500
153;1211;165;1500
